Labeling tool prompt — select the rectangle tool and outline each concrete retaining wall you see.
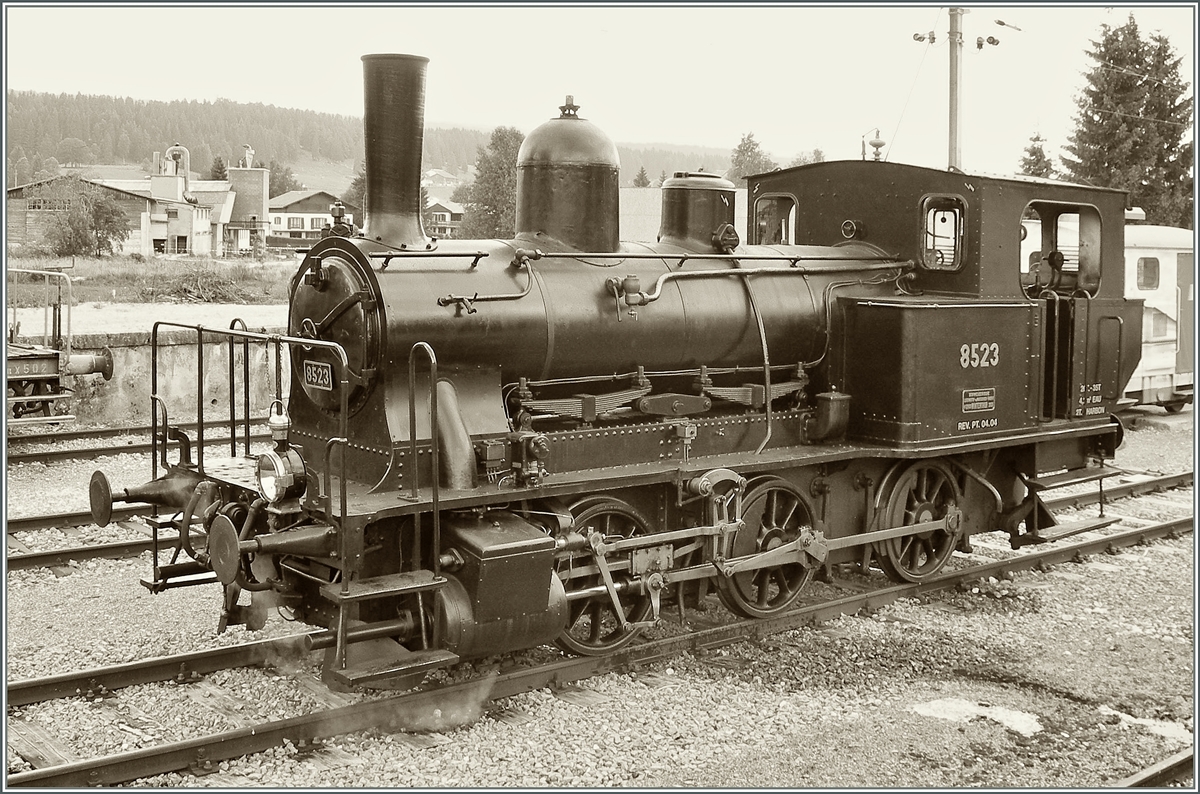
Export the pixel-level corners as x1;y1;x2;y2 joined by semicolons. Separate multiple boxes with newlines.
59;327;292;427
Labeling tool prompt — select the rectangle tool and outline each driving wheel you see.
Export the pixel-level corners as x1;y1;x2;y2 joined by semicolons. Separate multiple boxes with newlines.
554;496;654;655
716;477;816;619
876;461;962;583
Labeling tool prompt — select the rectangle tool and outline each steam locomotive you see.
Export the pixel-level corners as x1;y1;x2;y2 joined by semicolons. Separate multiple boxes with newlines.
89;54;1142;691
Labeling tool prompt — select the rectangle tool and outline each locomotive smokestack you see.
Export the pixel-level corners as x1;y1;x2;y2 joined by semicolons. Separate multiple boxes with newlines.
362;54;430;248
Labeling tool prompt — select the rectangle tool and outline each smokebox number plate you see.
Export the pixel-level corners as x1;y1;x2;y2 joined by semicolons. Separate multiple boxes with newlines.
303;360;334;391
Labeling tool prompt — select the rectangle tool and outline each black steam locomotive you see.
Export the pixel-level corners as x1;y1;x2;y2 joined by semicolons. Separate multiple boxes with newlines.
90;54;1142;690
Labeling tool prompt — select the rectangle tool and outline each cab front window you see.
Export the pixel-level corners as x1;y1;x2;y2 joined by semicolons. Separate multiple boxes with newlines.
753;196;796;245
920;195;966;271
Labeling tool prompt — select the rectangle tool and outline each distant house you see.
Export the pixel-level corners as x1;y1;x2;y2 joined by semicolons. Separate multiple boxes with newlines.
427;199;464;239
8;174;164;255
7;143;272;257
422;169;462;188
92;143;270;255
269;190;360;243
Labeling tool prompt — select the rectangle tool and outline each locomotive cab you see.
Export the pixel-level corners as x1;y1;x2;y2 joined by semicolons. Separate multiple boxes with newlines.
748;162;1142;438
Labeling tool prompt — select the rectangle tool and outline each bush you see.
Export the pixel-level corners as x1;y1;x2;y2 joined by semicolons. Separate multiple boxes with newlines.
5;255;291;305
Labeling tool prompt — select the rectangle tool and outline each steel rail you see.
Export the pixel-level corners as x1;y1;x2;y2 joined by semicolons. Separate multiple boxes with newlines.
8;421;267;447
6;634;314;707
6;534;172;571
6;506;149;535
7;433;271;466
1043;470;1192;511
1115;747;1194;787
7;516;1192;788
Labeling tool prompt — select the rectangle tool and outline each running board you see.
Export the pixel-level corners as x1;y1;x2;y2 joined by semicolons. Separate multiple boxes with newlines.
320;570;447;604
326;648;460;688
1010;516;1120;547
1022;465;1120;492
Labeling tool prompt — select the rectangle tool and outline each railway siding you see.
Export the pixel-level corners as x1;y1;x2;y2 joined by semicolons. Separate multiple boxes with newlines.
10;301;288;428
6;515;1193;786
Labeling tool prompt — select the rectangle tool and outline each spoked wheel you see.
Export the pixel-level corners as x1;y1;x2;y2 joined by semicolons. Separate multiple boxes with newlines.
876;461;963;583
716;478;817;619
554;496;654;656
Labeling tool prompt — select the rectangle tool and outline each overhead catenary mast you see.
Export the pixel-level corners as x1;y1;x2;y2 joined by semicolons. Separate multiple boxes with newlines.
948;7;965;171
935;8;1009;171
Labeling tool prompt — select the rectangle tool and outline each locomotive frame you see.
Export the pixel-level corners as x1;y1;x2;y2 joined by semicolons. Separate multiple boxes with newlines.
90;53;1142;691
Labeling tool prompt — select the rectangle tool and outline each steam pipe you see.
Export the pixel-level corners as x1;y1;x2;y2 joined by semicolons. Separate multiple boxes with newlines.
615;261;909;306
180;481;219;559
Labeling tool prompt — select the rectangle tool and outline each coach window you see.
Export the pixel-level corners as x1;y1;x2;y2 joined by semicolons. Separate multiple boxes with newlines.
753;196;796;245
921;195;965;270
1137;257;1160;290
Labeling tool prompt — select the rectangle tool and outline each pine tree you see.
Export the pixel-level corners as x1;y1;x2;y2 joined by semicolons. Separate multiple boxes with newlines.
728;133;778;186
457;126;524;239
209;156;228;180
420;185;434;230
1140;32;1194;227
268;159;301;198
632;166;651;187
342;163;366;210
1019;134;1055;178
1062;14;1193;227
655;170;668;188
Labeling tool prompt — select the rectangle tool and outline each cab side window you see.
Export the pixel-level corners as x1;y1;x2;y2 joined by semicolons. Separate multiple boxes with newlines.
753;196;796;245
921;195;966;270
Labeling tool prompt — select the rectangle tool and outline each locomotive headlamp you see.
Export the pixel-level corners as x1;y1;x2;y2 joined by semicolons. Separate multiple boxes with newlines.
266;400;291;448
256;447;308;503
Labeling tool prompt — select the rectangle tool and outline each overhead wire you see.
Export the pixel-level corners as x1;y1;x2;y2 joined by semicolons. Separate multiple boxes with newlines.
1090;58;1178;86
1079;106;1193;127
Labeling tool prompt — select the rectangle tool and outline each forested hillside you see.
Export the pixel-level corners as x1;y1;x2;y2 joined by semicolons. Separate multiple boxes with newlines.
6;90;731;191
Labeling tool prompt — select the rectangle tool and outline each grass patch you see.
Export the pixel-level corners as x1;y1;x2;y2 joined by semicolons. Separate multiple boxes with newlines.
5;253;296;306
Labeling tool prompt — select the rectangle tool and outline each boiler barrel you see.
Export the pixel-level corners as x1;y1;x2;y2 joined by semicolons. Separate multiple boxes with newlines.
289;237;896;399
368;240;886;381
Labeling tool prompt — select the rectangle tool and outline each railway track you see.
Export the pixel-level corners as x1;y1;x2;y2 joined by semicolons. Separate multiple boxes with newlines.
6;514;1193;787
7;470;1192;572
7;431;271;466
7;421;266;447
1115;748;1195;787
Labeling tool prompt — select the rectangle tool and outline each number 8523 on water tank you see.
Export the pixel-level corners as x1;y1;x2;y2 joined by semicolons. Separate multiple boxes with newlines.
961;342;999;369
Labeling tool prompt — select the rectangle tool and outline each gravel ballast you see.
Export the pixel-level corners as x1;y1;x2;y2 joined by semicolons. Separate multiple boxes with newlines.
5;407;1194;786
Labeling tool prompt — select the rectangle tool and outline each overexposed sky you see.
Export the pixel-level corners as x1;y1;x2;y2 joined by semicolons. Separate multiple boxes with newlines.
4;3;1196;175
